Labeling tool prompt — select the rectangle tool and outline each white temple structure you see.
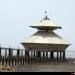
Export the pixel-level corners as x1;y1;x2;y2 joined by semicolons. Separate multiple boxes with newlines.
21;13;70;63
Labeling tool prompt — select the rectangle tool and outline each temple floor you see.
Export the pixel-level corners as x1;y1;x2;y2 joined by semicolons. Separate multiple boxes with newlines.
15;63;75;72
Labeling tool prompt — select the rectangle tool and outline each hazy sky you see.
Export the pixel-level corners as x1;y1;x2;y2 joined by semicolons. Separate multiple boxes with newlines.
0;0;75;51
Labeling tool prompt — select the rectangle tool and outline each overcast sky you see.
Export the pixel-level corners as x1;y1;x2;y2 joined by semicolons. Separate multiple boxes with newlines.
0;0;75;53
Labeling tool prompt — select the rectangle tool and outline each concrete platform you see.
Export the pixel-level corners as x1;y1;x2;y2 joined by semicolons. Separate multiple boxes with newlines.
15;63;75;72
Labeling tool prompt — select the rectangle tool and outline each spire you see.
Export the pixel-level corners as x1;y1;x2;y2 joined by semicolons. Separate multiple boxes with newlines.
30;11;62;30
43;11;50;20
45;11;47;14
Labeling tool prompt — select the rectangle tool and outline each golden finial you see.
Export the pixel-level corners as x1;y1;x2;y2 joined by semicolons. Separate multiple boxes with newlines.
43;11;50;20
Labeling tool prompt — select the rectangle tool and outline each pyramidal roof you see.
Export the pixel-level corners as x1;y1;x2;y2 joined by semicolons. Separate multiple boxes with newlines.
30;16;62;30
23;31;69;45
22;14;70;48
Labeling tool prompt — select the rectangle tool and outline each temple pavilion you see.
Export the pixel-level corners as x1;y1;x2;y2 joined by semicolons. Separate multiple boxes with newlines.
21;13;70;63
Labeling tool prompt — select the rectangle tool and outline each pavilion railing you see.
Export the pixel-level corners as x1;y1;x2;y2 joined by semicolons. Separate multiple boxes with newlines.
0;47;25;66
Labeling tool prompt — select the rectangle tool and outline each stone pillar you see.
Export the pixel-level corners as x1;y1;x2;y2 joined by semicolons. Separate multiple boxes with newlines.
46;51;48;63
17;49;20;65
38;51;41;63
46;51;48;59
34;51;36;58
63;51;65;62
33;51;36;63
60;52;62;62
50;52;54;61
37;51;41;58
9;48;12;66
25;50;29;64
30;51;33;64
25;50;27;63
